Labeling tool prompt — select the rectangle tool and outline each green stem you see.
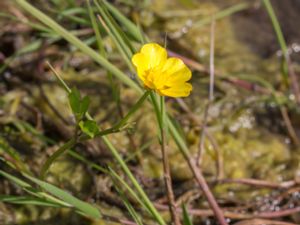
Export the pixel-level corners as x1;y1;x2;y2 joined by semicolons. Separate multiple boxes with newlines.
150;92;162;131
262;0;288;85
80;91;150;140
159;96;180;225
194;2;250;28
40;138;77;180
113;90;150;130
262;0;287;54
101;136;166;225
67;150;108;174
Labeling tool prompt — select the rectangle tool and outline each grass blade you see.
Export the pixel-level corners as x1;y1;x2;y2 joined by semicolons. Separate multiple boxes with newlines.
15;0;141;94
262;0;288;84
0;195;62;207
93;0;135;70
87;0;121;109
182;204;194;225
0;170;31;188
23;174;101;219
104;0;144;42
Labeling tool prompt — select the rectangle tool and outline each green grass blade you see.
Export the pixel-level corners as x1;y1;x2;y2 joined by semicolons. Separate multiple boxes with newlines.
23;174;101;219
108;168;146;211
0;169;70;207
182;204;194;225
0;138;30;173
0;12;52;33
87;0;105;55
15;0;141;94
93;0;135;70
0;195;62;207
87;0;121;108
102;137;166;225
103;0;145;42
0;170;31;188
262;0;288;84
262;0;287;55
194;2;250;28
110;170;144;225
67;150;108;173
95;0;135;54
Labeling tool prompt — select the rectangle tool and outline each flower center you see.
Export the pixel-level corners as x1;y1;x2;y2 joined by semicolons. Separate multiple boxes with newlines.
143;68;170;93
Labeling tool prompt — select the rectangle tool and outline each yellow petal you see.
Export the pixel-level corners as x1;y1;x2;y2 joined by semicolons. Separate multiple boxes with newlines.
140;43;167;68
159;83;192;97
131;42;193;98
149;57;191;90
132;52;148;82
163;58;192;86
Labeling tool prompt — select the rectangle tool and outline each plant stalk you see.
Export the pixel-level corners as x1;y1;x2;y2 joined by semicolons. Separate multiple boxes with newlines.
159;96;181;225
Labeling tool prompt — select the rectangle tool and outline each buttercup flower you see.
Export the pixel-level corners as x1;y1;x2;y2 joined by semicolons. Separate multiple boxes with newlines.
132;43;192;97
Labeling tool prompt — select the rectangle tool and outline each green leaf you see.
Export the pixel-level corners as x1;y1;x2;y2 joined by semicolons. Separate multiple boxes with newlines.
0;138;24;167
182;204;194;225
68;88;91;119
79;120;99;138
0;169;72;207
23;174;101;219
0;170;31;188
80;96;90;116
68;87;81;114
0;195;62;207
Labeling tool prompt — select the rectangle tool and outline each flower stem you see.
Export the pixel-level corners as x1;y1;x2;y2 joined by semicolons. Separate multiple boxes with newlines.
159;96;181;225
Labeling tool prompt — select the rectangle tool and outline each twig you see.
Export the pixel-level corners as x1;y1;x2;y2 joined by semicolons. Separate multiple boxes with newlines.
101;213;139;225
280;106;300;145
187;158;227;225
184;18;227;225
155;203;300;220
196;19;215;166
170;28;227;223
286;55;300;105
168;51;206;73
168;53;270;95
233;218;298;225
175;98;224;179
216;178;297;189
256;207;300;218
206;132;224;179
175;97;227;220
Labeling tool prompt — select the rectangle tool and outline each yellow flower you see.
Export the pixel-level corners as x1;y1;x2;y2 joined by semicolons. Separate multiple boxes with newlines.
132;43;192;97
